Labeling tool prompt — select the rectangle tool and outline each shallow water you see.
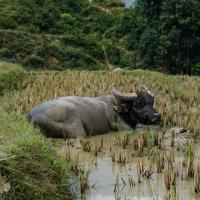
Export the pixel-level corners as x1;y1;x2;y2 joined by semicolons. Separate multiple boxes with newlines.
54;127;200;200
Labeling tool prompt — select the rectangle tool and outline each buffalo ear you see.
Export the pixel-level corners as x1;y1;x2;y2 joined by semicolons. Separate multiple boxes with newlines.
113;105;128;113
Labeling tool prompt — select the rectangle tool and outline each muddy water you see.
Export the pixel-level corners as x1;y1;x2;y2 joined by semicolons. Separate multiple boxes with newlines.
54;127;200;200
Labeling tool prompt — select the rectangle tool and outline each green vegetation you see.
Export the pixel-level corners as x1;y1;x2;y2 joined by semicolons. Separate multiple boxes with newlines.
0;0;132;70
0;0;199;74
118;0;200;74
0;110;76;200
3;69;200;135
0;62;77;199
0;60;200;198
0;30;105;70
0;62;25;95
0;0;199;194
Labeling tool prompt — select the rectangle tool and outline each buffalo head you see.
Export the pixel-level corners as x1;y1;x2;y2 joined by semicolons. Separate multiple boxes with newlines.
112;87;161;126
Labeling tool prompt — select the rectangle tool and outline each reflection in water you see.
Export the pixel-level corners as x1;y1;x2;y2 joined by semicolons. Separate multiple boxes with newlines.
55;128;200;200
89;157;163;200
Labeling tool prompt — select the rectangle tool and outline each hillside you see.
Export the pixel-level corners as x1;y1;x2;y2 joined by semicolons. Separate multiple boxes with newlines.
0;0;132;70
0;0;199;74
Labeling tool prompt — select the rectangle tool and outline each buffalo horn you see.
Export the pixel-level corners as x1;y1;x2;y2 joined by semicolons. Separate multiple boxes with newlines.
112;86;137;101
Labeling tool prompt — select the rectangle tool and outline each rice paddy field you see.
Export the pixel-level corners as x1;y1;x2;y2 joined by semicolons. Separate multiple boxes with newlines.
1;69;200;199
3;70;200;134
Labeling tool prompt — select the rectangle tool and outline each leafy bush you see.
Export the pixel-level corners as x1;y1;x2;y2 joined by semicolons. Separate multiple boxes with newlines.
23;55;45;69
191;63;200;74
0;49;16;59
119;52;135;68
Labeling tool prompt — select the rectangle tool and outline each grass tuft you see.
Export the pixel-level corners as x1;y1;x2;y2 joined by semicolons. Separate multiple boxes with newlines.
0;107;77;199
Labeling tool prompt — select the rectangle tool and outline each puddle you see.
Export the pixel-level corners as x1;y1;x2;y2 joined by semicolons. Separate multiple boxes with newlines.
54;127;200;200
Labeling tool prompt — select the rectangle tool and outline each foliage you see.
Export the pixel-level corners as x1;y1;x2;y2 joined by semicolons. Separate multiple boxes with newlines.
118;0;200;75
0;63;77;199
0;0;199;74
0;0;130;70
0;30;103;70
159;0;200;74
0;61;25;95
23;55;45;68
93;0;125;8
0;110;76;200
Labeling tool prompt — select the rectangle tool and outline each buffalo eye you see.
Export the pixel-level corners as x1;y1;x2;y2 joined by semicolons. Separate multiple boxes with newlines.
134;101;145;108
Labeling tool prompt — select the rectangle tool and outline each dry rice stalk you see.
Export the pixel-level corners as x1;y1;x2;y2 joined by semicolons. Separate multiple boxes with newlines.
194;161;200;193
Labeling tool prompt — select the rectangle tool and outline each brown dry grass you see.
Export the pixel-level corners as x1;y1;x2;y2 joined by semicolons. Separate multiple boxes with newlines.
2;70;200;136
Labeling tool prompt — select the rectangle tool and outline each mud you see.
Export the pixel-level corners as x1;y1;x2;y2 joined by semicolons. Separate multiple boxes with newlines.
54;126;200;200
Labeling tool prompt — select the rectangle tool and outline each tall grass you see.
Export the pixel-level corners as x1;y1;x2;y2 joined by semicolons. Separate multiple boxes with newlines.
0;63;77;200
0;109;77;200
3;70;199;136
0;61;25;95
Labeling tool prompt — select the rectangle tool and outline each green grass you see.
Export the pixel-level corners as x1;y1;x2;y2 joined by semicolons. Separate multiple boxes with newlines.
0;62;77;199
0;61;25;95
132;70;200;103
0;110;77;200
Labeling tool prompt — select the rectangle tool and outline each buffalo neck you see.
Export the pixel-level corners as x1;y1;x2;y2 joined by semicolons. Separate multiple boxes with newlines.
96;95;137;129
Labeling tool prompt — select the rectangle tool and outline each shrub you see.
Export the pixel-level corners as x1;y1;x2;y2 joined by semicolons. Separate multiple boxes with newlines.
23;55;45;69
119;53;135;68
191;63;200;74
0;49;16;59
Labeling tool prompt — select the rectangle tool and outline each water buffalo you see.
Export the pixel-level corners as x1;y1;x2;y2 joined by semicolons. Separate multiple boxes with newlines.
27;87;161;138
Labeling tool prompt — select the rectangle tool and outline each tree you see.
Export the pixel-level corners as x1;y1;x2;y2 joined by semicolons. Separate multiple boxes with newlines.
119;0;200;74
159;0;200;74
